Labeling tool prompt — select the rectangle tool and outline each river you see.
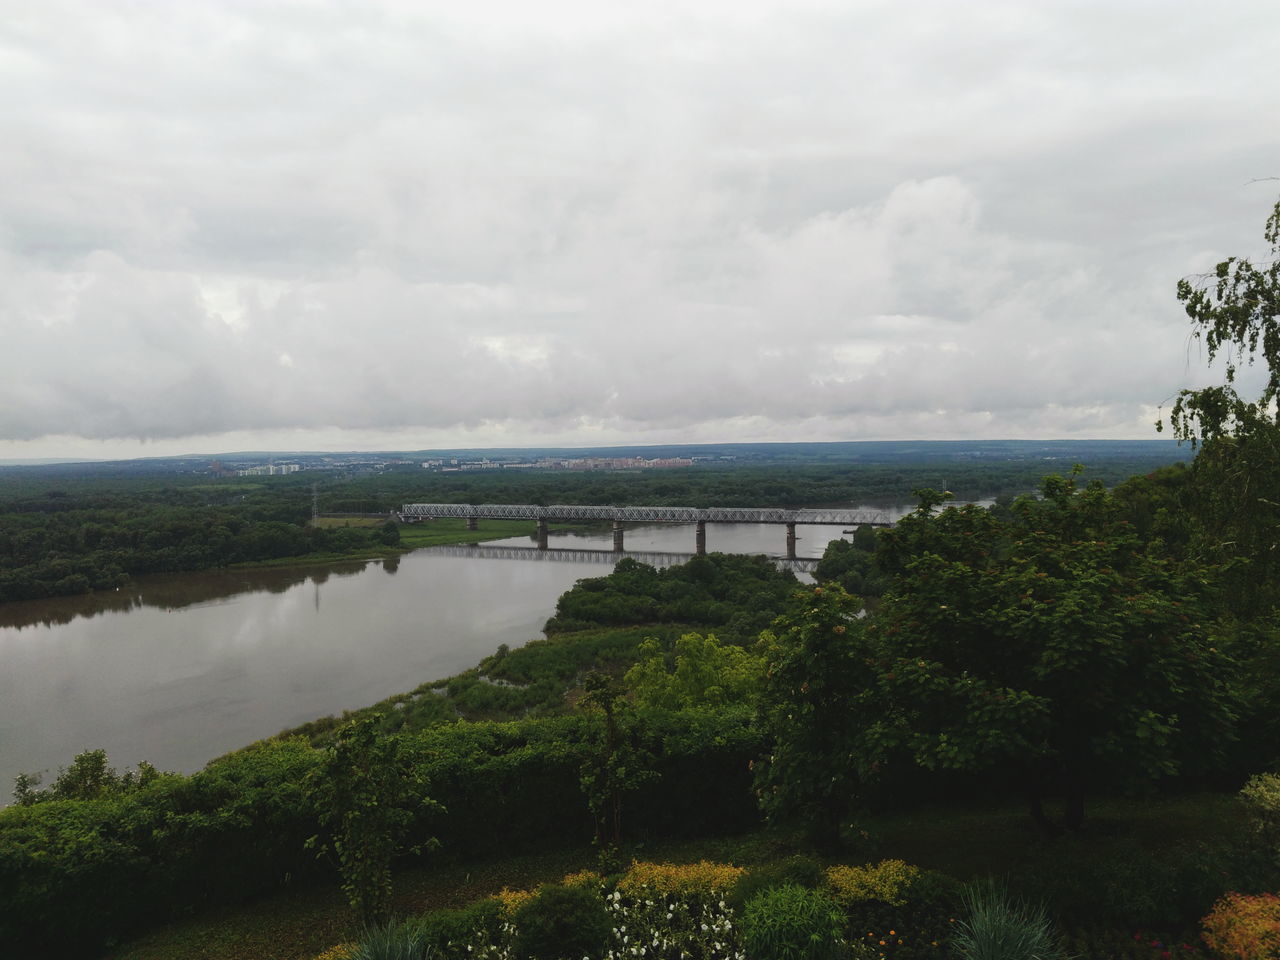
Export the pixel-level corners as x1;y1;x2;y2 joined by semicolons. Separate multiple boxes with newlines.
0;510;930;794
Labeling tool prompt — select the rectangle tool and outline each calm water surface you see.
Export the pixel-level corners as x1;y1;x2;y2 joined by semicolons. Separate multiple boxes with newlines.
0;511;929;792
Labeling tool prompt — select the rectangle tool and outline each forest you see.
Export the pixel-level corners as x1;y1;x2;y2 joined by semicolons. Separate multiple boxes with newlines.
1;202;1279;960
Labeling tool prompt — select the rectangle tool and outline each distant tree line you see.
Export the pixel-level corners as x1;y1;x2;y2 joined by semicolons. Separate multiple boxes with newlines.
0;451;1185;604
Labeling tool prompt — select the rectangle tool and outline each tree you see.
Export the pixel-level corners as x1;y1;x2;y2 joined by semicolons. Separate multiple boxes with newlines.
1162;195;1280;612
306;715;441;925
624;632;764;710
577;672;656;864
754;585;879;851
869;480;1238;831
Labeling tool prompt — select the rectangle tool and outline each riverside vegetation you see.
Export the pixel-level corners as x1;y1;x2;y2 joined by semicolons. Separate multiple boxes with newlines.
5;199;1280;960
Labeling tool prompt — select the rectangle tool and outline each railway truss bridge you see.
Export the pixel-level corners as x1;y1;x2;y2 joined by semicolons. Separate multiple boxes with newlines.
398;502;894;559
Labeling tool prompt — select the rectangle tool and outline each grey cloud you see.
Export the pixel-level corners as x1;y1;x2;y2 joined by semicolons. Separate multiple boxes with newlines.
1;1;1276;453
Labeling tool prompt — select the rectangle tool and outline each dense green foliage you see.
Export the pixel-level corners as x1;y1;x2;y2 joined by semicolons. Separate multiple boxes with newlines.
511;882;613;960
545;553;797;639
0;709;762;956
812;525;885;597
13;748;161;806
867;478;1238;830
0;484;391;602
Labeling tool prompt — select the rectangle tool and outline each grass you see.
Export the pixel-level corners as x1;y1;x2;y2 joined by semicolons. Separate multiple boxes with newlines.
104;792;1246;960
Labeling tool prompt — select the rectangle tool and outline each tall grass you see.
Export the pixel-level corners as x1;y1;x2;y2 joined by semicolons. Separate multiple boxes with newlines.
348;920;433;960
952;879;1065;960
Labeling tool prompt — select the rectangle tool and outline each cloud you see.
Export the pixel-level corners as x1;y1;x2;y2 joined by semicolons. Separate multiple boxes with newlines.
1;0;1276;455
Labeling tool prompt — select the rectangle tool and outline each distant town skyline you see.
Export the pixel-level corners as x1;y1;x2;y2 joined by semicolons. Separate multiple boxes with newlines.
2;1;1277;460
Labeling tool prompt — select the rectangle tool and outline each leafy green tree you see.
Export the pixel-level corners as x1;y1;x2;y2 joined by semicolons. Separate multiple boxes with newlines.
624;632;764;710
577;671;656;862
870;479;1239;831
306;715;441;925
1162;196;1280;613
754;585;878;851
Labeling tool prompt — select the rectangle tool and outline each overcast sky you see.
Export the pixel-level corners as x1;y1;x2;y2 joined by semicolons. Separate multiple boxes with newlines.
1;0;1277;459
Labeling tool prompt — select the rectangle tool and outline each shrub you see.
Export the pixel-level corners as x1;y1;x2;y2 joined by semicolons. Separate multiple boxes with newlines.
727;855;823;912
413;900;505;955
1241;773;1280;868
563;868;606;888
827;860;922;908
512;883;612;960
833;864;961;960
1202;892;1280;960
951;879;1064;960
743;883;847;960
492;886;535;915
618;859;746;898
604;884;740;960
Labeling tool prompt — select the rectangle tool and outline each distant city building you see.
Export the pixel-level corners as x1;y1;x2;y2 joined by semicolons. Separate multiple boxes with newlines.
235;463;302;477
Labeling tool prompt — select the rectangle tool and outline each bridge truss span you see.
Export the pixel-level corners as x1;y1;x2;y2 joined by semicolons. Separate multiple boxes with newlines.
398;502;893;526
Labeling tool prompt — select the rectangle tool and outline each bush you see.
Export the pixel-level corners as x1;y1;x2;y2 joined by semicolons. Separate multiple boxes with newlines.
951;879;1064;960
604;882;740;960
512;883;612;960
742;883;847;960
826;860;921;908
1201;892;1280;960
617;859;746;899
1241;773;1280;870
412;899;506;955
727;854;823;912
830;862;961;960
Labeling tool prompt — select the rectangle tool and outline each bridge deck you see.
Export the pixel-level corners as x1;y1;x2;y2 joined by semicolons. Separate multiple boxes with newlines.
399;502;892;525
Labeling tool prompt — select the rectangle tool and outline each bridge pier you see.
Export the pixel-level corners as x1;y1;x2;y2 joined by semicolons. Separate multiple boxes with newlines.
785;522;797;560
612;520;624;552
535;519;548;550
466;517;478;531
695;520;706;555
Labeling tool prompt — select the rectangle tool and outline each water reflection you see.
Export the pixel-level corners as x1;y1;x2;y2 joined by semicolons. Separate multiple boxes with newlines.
426;542;820;574
0;562;370;631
